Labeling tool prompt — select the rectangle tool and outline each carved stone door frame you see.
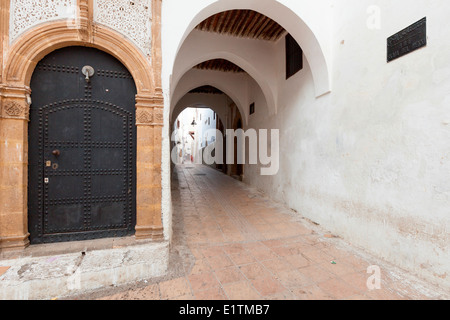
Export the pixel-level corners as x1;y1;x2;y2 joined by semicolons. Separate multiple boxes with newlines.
0;0;164;250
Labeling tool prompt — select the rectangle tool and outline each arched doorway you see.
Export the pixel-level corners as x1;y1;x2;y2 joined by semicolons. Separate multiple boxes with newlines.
28;47;137;244
0;12;164;251
171;83;245;178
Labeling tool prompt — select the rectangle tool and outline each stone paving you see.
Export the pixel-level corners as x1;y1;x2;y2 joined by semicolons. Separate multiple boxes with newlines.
92;164;448;300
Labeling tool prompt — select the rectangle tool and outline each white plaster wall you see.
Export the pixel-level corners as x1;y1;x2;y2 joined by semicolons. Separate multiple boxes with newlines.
173;108;198;163
161;0;333;247
197;108;217;148
162;0;450;288
243;1;450;289
328;0;450;288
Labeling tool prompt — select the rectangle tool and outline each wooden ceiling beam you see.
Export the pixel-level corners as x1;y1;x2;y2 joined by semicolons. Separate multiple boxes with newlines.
193;59;245;73
195;10;285;42
253;16;272;40
220;10;233;34
242;11;260;38
229;11;242;35
247;13;266;38
237;10;256;38
214;10;226;33
233;10;250;37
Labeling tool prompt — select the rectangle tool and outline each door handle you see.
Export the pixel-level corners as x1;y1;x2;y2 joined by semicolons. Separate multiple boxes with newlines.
82;66;95;83
52;149;61;157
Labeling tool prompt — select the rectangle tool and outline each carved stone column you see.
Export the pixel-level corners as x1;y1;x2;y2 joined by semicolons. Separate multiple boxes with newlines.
135;94;164;240
152;0;163;96
0;0;9;83
134;0;164;241
0;85;31;250
0;0;30;251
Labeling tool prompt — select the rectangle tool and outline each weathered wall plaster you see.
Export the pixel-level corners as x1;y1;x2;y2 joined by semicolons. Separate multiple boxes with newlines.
164;0;450;290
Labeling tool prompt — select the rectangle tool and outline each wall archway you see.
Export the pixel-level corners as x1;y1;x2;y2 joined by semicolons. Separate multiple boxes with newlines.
5;21;154;95
171;33;277;116
0;20;164;249
171;96;244;178
28;46;138;244
169;0;331;99
171;70;249;126
172;96;229;130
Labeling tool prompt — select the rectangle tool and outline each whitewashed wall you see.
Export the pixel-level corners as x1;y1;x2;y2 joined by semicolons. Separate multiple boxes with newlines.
164;0;450;289
197;108;217;148
9;0;448;289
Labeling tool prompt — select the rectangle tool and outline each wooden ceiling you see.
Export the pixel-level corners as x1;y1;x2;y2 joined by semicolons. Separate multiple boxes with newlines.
195;10;286;42
194;59;245;73
193;10;286;74
189;85;224;95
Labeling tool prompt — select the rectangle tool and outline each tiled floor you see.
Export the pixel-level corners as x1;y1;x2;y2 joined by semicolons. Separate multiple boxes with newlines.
96;164;448;300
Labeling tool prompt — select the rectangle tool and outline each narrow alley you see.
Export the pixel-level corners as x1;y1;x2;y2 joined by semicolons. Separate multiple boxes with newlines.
1;0;450;303
77;164;448;300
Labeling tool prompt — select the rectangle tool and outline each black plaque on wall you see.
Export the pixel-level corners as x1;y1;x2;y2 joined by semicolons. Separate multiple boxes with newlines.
387;17;427;62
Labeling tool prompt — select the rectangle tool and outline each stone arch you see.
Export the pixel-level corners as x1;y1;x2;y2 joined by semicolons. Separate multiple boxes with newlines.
171;71;248;127
171;0;331;99
172;96;230;131
0;19;164;249
5;21;154;95
172;46;275;117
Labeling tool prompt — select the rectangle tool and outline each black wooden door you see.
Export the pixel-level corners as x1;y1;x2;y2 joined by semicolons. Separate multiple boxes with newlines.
28;47;137;244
